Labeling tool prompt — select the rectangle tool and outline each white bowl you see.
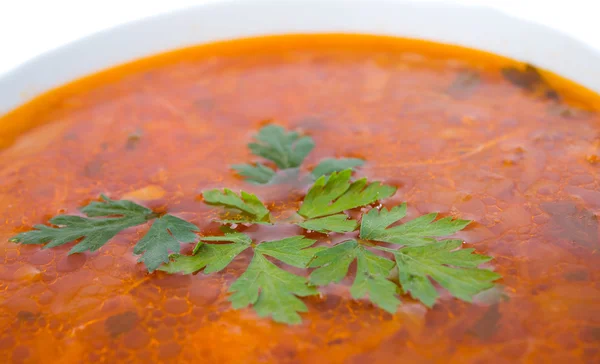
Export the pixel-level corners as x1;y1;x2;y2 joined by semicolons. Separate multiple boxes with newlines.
1;0;599;117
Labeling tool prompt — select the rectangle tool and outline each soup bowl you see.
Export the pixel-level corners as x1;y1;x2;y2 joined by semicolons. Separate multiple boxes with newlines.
1;1;599;363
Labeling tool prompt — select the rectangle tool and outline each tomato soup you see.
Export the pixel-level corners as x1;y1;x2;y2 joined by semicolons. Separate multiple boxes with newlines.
0;35;599;363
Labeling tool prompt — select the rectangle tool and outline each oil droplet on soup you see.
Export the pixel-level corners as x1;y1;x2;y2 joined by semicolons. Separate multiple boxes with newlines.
1;35;599;363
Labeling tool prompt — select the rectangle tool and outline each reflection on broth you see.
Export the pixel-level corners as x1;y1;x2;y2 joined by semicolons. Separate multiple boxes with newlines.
0;35;599;363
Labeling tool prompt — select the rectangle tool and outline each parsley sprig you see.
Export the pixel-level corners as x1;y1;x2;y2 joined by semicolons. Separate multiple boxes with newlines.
161;171;498;323
9;125;502;325
9;195;198;272
296;173;499;315
160;232;324;323
203;188;271;224
297;169;395;224
232;124;365;184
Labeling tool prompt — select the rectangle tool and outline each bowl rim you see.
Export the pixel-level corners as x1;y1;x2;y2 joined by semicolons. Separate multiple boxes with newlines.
1;0;599;117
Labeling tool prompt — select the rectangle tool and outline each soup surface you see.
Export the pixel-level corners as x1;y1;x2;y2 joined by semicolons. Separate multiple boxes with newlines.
1;35;599;363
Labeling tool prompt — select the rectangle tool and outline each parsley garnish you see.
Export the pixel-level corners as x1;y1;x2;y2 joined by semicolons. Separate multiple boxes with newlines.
380;240;500;307
298;170;396;218
229;236;323;324
306;199;496;312
292;169;394;233
309;240;400;313
359;204;471;246
231;163;276;184
246;124;315;170
161;234;322;324
296;214;358;233
160;228;252;274
232;124;314;184
9;125;503;325
311;157;365;179
133;214;199;271
9;195;198;272
9;195;153;254
166;169;497;322
202;188;271;224
232;124;365;184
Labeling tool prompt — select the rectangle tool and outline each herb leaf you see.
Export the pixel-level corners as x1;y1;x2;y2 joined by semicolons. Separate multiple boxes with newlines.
10;196;153;254
229;251;318;325
255;236;324;268
360;205;470;246
384;240;501;307
309;240;400;313
159;231;252;274
233;127;366;185
231;163;276;184
203;188;270;223
233;125;315;184
133;214;199;272
298;169;396;219
297;214;358;233
311;158;364;179
81;194;153;218
162;235;322;324
194;229;252;252
248;124;315;169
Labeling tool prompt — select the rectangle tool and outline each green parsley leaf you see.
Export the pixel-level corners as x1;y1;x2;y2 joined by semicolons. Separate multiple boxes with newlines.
360;205;470;246
9;195;154;254
309;240;400;313
231;163;276;184
133;214;199;272
233;127;365;185
229;251;318;325
248;124;315;169
296;214;358;233
311;158;364;179
298;169;396;219
234;166;305;186
233;125;315;184
202;188;270;223
382;240;501;307
255;236;324;268
193;228;252;254
159;231;252;274
161;235;322;324
81;194;154;218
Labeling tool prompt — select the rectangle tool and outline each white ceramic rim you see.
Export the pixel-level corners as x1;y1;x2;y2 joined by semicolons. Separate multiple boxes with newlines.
1;0;599;117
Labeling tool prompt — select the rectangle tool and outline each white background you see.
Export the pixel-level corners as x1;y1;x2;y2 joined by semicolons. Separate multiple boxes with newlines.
0;0;598;76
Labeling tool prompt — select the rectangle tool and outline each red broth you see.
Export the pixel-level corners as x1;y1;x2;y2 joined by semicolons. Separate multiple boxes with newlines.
0;35;599;363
